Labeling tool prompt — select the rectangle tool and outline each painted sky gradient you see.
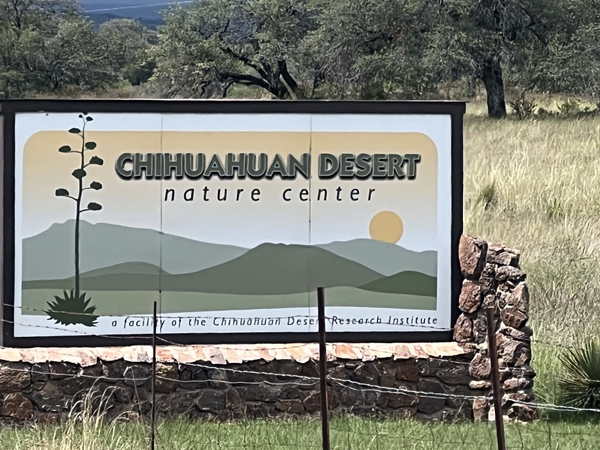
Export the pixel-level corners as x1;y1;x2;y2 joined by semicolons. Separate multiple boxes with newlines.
22;130;437;251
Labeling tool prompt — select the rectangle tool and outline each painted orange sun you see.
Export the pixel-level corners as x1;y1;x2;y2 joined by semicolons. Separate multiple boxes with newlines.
369;211;404;244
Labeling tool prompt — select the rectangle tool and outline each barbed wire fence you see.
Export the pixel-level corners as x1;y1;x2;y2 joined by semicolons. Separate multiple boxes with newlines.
1;298;600;450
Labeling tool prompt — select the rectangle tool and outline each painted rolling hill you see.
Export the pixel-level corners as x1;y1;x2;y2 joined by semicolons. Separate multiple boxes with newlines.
358;271;436;296
25;244;396;294
22;221;437;298
318;239;436;277
22;221;247;281
24;259;436;297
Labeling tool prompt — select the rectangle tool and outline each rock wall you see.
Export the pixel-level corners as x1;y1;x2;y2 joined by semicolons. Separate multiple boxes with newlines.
455;235;536;421
0;343;476;424
0;235;535;424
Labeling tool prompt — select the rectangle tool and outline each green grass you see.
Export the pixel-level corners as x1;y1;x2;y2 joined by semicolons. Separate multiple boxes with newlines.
1;417;600;450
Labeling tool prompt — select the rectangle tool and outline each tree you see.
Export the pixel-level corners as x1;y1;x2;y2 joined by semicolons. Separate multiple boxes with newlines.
314;0;432;99
38;17;117;91
2;0;599;111
422;0;548;118
48;113;103;327
0;0;75;96
99;18;156;85
526;0;600;104
0;0;116;97
313;0;550;115
0;0;78;33
152;0;324;99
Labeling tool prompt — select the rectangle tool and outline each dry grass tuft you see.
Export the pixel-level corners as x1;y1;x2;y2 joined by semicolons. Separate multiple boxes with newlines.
0;388;147;450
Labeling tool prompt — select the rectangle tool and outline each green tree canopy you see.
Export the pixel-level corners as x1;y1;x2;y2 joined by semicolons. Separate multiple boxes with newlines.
0;0;115;97
316;0;549;116
1;0;600;117
98;18;156;86
529;0;600;103
151;0;324;99
313;0;434;100
427;0;549;117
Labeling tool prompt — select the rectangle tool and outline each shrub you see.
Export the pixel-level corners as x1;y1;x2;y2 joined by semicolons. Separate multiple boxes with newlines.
476;181;498;211
557;99;581;116
558;338;600;409
535;107;555;119
509;91;537;120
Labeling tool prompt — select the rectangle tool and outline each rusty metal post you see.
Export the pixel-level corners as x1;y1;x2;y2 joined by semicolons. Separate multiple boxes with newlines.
151;301;157;450
486;308;507;450
317;287;331;450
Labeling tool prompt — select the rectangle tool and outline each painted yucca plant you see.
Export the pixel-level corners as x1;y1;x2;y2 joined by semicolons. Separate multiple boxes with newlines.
558;338;600;409
45;113;103;327
46;290;99;327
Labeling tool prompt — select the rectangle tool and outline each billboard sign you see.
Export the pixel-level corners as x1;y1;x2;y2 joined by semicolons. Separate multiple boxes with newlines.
1;101;464;346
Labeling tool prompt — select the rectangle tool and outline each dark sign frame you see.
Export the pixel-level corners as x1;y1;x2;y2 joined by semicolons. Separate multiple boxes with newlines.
1;99;464;348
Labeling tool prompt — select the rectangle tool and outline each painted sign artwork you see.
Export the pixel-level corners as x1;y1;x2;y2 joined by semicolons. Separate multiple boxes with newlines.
12;110;456;340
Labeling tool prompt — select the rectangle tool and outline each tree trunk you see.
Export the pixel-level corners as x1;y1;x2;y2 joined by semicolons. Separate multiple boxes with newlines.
278;60;301;99
481;57;507;118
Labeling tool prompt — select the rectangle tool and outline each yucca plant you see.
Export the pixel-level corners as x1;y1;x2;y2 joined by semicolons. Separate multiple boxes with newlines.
558;338;600;409
46;290;99;327
46;113;103;327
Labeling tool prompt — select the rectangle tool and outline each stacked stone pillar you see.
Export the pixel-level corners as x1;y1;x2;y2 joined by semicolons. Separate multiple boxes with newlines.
455;235;536;421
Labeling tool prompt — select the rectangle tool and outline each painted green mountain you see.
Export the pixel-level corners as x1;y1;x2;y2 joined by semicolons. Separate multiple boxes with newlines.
24;221;438;282
357;271;436;297
23;221;439;303
24;244;388;295
24;262;164;291
318;239;437;277
22;221;248;281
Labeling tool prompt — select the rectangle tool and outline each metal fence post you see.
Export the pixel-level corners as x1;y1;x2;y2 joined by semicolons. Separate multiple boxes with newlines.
486;308;507;450
317;287;331;450
151;301;157;450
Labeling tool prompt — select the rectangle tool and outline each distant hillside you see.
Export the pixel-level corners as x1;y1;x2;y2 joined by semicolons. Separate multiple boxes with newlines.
318;239;436;277
86;12;164;27
80;0;183;26
23;221;248;281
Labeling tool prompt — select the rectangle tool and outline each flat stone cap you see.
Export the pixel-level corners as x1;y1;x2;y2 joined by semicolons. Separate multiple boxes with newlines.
0;342;466;368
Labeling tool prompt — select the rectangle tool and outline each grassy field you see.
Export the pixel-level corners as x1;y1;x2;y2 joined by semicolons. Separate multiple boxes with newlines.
463;107;600;405
0;416;599;450
465;113;600;346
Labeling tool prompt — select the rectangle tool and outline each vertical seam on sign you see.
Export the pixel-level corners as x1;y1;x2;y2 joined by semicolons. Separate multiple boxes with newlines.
159;117;164;319
308;115;313;329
